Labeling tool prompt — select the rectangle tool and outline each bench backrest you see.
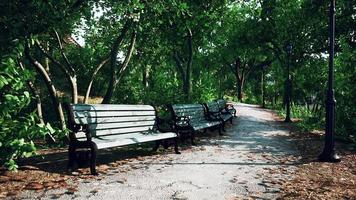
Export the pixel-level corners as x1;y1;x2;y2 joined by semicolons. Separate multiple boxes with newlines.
215;99;228;111
170;104;206;123
204;101;220;113
67;104;157;139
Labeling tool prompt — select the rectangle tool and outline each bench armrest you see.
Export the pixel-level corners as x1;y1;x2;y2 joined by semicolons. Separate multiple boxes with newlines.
155;117;175;132
173;116;191;129
206;111;221;121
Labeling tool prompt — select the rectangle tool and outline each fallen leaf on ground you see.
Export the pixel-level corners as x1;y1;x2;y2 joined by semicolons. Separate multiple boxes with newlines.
25;182;44;190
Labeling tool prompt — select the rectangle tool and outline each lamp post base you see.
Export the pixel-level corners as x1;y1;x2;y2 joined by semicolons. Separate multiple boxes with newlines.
318;151;341;163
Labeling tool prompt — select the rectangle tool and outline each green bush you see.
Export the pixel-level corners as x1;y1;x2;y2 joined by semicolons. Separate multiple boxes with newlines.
0;54;48;170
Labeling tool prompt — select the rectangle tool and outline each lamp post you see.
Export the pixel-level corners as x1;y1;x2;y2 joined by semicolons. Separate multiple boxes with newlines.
318;0;341;162
284;43;292;123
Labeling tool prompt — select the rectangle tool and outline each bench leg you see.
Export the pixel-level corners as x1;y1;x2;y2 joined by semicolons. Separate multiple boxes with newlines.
218;124;223;136
230;117;233;124
221;120;226;132
89;142;98;175
152;141;160;152
174;138;181;154
191;131;196;146
67;143;78;173
203;128;207;133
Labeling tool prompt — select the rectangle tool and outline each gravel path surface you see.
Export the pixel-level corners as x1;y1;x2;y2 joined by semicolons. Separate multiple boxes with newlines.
21;103;301;200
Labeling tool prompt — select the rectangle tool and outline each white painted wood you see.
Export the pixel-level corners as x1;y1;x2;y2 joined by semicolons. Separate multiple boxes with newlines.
93;132;177;149
88;120;155;130
75;131;87;139
92;126;154;136
73;110;155;122
74;115;156;124
71;104;154;111
76;126;155;138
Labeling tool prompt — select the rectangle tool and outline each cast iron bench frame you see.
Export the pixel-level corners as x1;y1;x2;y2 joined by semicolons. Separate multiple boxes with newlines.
203;101;233;131
65;103;180;175
169;104;222;145
215;99;237;117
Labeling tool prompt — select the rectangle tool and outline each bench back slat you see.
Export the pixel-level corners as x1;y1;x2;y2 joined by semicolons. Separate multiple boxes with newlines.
71;104;154;111
68;104;157;138
205;101;220;113
73;115;156;124
171;104;206;123
215;99;227;111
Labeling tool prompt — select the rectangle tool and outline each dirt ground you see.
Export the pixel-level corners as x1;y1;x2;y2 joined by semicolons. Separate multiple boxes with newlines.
1;103;355;200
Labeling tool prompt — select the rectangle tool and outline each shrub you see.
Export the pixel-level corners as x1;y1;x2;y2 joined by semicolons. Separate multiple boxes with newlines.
0;53;48;170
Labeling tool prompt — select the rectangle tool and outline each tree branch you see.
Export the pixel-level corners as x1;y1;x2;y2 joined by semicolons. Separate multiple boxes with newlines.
35;40;71;77
84;58;109;103
53;29;76;75
116;30;137;83
173;51;186;81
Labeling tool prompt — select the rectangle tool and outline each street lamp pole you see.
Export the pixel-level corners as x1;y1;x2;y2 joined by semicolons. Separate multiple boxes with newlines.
284;43;292;123
318;0;341;162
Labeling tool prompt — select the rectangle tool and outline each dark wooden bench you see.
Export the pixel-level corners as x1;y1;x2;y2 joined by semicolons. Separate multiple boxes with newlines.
169;104;222;145
204;101;233;131
216;99;237;117
65;103;179;175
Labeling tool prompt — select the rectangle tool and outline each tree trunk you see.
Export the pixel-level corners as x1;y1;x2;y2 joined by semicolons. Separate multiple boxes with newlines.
70;76;78;103
185;28;193;102
19;61;45;124
234;59;244;102
237;78;244;102
25;46;66;130
102;21;132;104
36;39;78;104
84;58;109;103
102;30;137;104
142;64;149;89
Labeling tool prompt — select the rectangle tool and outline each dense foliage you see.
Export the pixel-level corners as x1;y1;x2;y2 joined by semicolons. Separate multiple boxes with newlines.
0;49;49;170
0;0;355;168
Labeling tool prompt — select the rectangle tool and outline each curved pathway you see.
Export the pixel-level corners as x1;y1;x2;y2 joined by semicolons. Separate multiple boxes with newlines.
22;103;301;200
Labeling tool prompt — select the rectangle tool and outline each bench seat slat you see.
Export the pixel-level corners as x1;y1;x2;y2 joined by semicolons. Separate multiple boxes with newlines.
74;126;156;138
221;114;232;121
191;121;221;130
91;132;177;149
91;126;155;137
72;104;155;111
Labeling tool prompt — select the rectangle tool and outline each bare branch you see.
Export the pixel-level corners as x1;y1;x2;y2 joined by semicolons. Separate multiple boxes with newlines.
35;40;71;77
53;29;76;75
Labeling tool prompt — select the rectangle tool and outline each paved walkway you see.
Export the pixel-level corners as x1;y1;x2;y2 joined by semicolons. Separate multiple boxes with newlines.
22;103;301;200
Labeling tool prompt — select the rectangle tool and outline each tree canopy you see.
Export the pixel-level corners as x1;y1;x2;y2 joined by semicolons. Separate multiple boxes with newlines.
1;0;355;169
